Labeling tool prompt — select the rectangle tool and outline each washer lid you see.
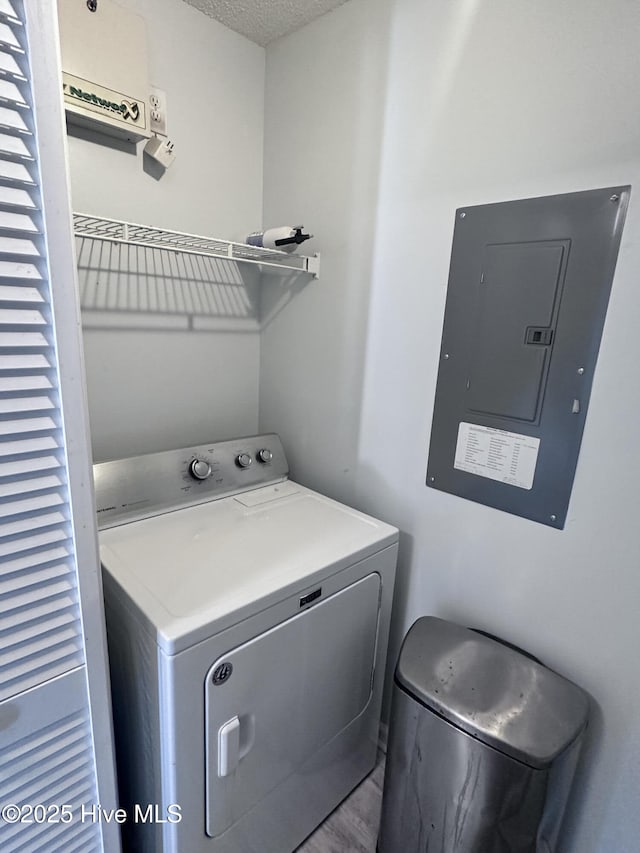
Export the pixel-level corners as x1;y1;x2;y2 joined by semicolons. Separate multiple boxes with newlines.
396;617;589;769
99;482;398;654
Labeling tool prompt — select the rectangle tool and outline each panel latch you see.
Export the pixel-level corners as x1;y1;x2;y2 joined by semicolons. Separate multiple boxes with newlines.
525;326;554;346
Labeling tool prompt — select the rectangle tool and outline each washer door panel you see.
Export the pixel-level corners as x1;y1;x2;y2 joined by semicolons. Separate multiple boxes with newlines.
205;572;381;838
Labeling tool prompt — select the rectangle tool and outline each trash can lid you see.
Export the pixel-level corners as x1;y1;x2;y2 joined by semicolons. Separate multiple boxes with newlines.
395;617;589;769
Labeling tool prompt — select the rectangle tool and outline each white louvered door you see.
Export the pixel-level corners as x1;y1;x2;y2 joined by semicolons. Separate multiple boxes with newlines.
0;2;119;852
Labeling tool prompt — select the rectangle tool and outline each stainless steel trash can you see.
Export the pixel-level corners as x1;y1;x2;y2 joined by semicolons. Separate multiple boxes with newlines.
378;617;589;853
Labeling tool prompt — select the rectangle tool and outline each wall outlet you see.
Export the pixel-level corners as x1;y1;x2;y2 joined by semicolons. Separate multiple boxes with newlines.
149;87;167;136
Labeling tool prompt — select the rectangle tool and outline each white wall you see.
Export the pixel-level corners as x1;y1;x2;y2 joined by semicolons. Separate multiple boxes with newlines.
262;1;640;851
66;0;265;460
260;0;392;502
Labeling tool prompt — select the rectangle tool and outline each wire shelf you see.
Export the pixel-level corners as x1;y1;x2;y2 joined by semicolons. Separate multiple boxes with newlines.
73;213;320;278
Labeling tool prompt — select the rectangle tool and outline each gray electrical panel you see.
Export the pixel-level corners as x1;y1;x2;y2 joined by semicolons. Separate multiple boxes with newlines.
426;186;629;528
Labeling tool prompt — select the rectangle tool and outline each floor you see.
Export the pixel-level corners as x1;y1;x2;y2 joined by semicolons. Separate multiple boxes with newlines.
295;755;385;853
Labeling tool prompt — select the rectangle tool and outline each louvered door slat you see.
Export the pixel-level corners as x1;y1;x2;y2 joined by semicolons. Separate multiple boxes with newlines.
0;414;56;434
0;4;20;22
0;492;63;522
0;332;49;347
1;775;95;836
0;492;64;520
0;490;64;520
0;69;26;89
0;49;23;80
1;624;81;669
0;185;34;208
0;354;48;371
0;216;38;237
0;374;51;391
0;642;84;701
0;25;22;51
41;822;101;853
0;741;91;799
0;528;69;558
0;260;40;279
0;160;32;183
0;287;44;303
0;564;74;601
0;0;20;19
0;709;101;851
28;755;97;803
1;606;76;648
0;452;59;475
0;547;69;579
0;433;58;455
0;134;33;163
0;715;84;768
0;392;54;411
56;824;102;853
0;509;65;538
0;307;46;323
0;104;28;132
0;590;75;628
4;760;95;808
0;78;26;106
0;236;39;255
0;471;63;495
7;791;99;853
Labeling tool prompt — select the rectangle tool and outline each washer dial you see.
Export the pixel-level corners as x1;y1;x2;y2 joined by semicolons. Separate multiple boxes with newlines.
258;448;273;464
189;458;212;480
236;453;253;469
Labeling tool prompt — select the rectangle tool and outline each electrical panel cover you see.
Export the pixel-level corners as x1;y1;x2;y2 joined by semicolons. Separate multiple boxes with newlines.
426;186;629;528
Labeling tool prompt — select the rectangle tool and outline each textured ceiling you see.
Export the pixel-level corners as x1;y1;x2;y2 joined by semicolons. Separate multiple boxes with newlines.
181;0;350;46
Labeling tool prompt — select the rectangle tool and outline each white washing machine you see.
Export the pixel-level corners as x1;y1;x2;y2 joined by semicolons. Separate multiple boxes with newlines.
94;433;398;853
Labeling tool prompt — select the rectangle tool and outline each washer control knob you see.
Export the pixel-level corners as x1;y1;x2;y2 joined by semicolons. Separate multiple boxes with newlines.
236;453;253;469
189;458;212;480
257;448;273;464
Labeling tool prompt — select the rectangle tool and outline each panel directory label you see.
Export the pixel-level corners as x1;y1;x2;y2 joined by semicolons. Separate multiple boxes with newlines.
454;423;540;490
